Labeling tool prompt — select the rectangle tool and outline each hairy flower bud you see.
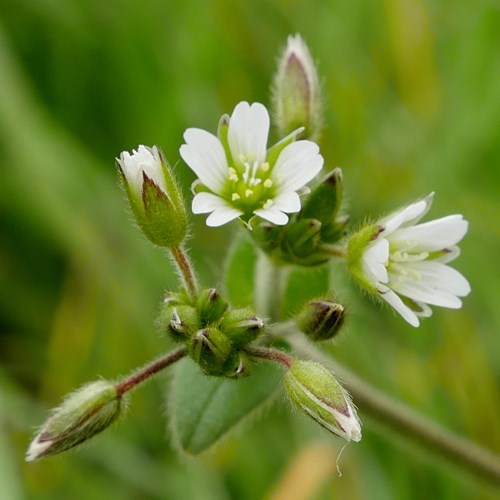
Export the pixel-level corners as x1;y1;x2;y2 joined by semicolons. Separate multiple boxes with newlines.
285;360;361;442
296;300;346;341
197;288;228;325
117;145;188;248
220;307;265;347
159;304;200;341
188;327;233;376
26;381;124;461
273;34;322;140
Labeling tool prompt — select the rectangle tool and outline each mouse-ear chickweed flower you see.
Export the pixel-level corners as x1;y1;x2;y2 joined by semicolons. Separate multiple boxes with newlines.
117;145;188;248
347;193;471;327
180;101;323;227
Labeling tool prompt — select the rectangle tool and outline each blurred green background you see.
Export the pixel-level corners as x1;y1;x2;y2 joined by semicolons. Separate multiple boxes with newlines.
1;0;499;498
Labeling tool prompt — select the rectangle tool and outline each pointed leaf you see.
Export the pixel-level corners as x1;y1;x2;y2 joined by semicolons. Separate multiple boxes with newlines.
170;358;282;455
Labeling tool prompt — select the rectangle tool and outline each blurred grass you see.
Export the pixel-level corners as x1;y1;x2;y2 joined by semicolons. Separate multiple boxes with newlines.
0;0;499;498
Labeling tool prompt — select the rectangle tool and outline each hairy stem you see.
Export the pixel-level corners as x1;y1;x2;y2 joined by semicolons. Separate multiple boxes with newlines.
116;346;187;396
285;333;500;486
245;345;293;368
171;246;198;298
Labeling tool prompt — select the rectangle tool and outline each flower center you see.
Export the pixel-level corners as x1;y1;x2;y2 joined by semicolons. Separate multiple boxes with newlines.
387;241;429;287
222;153;279;217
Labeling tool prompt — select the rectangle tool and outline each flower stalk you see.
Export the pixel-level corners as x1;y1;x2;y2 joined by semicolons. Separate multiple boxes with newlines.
116;346;187;396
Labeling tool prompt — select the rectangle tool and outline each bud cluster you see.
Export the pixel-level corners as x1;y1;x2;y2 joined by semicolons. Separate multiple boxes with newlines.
251;168;348;266
159;288;265;377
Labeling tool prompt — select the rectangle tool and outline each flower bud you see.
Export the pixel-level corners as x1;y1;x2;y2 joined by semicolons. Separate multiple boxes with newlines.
220;307;265;347
188;327;232;376
159;303;200;341
273;34;321;140
296;300;346;341
285;360;361;442
197;288;228;325
117;145;188;249
26;381;124;461
299;168;348;243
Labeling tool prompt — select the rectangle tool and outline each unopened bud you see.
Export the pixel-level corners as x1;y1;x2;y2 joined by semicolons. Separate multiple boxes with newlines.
117;145;188;249
159;304;200;341
197;288;228;325
189;327;232;376
273;34;321;140
221;307;265;347
285;360;361;442
300;168;348;244
296;300;346;341
26;381;124;461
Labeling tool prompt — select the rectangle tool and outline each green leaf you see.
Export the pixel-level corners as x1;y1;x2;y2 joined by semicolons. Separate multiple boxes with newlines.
281;266;331;318
224;233;257;306
170;358;283;455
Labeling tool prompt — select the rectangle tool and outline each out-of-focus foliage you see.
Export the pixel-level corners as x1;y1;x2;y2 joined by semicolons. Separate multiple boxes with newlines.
0;0;499;498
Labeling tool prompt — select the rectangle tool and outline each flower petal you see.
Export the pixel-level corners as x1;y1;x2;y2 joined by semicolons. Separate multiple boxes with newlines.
273;140;323;193
206;208;242;227
380;194;435;237
410;261;471;296
273;191;301;213
390;215;468;252
254;207;289;225
192;192;234;214
363;239;389;284
228;102;270;164
392;278;463;309
180;128;228;192
378;286;420;327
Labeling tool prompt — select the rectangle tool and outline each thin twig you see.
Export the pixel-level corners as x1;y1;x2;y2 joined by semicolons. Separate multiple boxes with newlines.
171;246;198;298
116;346;187;396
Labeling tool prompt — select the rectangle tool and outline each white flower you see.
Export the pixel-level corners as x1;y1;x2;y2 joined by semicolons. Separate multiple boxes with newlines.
117;145;167;199
179;101;324;227
349;193;471;327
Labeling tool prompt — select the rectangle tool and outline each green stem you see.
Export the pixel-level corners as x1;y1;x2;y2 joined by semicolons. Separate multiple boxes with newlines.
254;252;287;321
282;332;500;487
116;346;187;396
171;246;198;299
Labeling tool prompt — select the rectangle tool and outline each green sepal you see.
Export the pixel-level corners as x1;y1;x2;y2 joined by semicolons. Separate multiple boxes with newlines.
285;360;361;442
299;168;348;243
197;288;228;326
158;303;200;341
347;223;382;294
220;307;264;347
266;128;303;167
251;217;330;267
188;327;233;376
